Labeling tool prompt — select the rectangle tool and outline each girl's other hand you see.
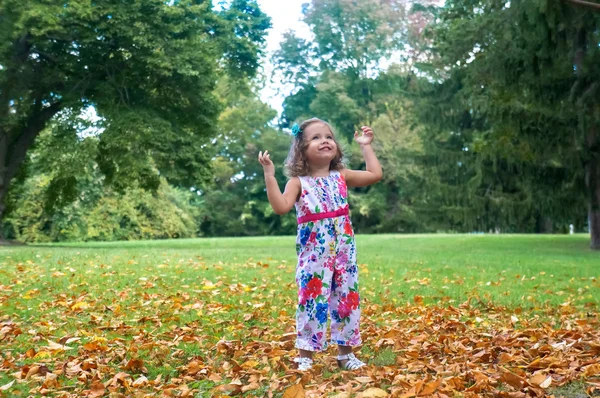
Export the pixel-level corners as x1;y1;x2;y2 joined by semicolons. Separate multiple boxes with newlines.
354;126;374;146
258;150;275;177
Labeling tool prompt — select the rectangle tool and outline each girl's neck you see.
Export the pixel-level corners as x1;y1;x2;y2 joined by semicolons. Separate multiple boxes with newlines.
308;164;330;178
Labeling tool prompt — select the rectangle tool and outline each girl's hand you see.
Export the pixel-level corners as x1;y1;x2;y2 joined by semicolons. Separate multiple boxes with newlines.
258;150;275;177
354;126;374;146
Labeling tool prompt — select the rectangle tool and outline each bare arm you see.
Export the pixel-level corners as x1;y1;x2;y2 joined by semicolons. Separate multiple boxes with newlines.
258;150;301;215
344;126;383;187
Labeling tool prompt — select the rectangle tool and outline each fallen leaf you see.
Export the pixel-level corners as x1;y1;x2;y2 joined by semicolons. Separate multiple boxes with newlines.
530;373;552;388
241;382;260;392
88;381;105;397
357;387;388;397
0;380;15;391
283;383;305;398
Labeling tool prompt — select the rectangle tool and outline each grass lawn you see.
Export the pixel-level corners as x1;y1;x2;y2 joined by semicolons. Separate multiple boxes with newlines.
1;234;599;397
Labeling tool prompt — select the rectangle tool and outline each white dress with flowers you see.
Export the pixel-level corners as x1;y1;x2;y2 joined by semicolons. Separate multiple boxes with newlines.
294;170;361;352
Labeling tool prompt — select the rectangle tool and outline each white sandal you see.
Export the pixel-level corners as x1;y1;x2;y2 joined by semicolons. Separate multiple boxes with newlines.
293;357;313;371
337;353;366;370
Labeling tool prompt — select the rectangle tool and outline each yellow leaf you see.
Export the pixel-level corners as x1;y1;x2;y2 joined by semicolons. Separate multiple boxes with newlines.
357;388;388;397
33;350;52;359
283;384;305;398
71;301;89;311
241;360;259;369
23;289;41;299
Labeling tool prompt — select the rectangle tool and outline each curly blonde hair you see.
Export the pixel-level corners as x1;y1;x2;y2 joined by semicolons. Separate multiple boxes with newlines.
284;118;345;177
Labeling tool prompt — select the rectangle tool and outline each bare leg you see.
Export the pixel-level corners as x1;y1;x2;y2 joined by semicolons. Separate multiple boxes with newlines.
299;348;314;359
337;345;352;367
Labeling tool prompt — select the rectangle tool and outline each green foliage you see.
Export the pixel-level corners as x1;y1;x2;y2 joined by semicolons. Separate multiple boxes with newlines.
0;0;271;228
4;173;198;242
412;0;596;232
5;0;598;241
195;86;297;236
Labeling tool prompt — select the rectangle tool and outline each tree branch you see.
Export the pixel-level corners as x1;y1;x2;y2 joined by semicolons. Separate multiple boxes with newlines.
563;0;600;10
5;101;63;184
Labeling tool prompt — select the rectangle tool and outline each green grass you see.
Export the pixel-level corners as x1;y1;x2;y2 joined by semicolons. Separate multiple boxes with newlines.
6;233;598;308
1;233;599;396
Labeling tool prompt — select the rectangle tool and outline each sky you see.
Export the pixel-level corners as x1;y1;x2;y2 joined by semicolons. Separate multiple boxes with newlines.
256;0;312;116
80;1;309;136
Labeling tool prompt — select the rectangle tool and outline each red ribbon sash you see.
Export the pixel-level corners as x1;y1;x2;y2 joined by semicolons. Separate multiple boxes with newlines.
297;206;349;224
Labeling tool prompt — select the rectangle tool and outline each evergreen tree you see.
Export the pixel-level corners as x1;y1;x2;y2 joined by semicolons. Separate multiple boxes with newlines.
416;0;597;242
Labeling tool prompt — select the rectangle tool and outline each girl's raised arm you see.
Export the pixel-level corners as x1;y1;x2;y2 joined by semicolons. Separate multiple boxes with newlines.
258;150;301;215
343;126;383;187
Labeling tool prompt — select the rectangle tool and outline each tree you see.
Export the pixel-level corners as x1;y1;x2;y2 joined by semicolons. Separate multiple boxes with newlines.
417;0;597;242
273;0;417;131
195;80;296;237
0;0;270;238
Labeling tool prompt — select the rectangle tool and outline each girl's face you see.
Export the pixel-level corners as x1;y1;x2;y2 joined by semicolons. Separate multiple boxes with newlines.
303;123;338;167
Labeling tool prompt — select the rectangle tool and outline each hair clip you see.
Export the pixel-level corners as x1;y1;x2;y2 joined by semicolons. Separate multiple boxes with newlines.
291;123;302;138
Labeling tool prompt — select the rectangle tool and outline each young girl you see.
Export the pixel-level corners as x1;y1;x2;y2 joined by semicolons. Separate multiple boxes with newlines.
258;118;382;371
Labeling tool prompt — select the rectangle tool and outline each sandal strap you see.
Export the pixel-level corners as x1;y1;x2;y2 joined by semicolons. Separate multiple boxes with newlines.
294;356;313;371
337;353;365;370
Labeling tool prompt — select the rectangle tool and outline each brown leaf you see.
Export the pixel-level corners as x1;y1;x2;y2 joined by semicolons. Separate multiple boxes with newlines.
132;375;148;387
124;358;145;372
500;370;527;390
241;382;260;392
88;381;105;397
25;365;40;379
214;383;242;394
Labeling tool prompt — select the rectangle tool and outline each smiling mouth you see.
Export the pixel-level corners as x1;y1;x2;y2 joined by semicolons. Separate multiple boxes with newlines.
320;146;332;151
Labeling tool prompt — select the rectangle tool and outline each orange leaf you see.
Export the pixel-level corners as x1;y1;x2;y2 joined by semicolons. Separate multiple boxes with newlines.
419;379;442;395
584;364;600;377
530;373;551;388
283;383;305;398
497;352;515;364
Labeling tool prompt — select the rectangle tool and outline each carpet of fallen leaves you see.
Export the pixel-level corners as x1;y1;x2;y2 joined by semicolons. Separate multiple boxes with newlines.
1;257;600;397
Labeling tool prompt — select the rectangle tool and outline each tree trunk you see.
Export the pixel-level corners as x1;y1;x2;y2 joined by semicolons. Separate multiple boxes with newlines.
586;123;600;249
536;215;553;234
573;26;600;249
0;101;63;237
0;131;8;240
